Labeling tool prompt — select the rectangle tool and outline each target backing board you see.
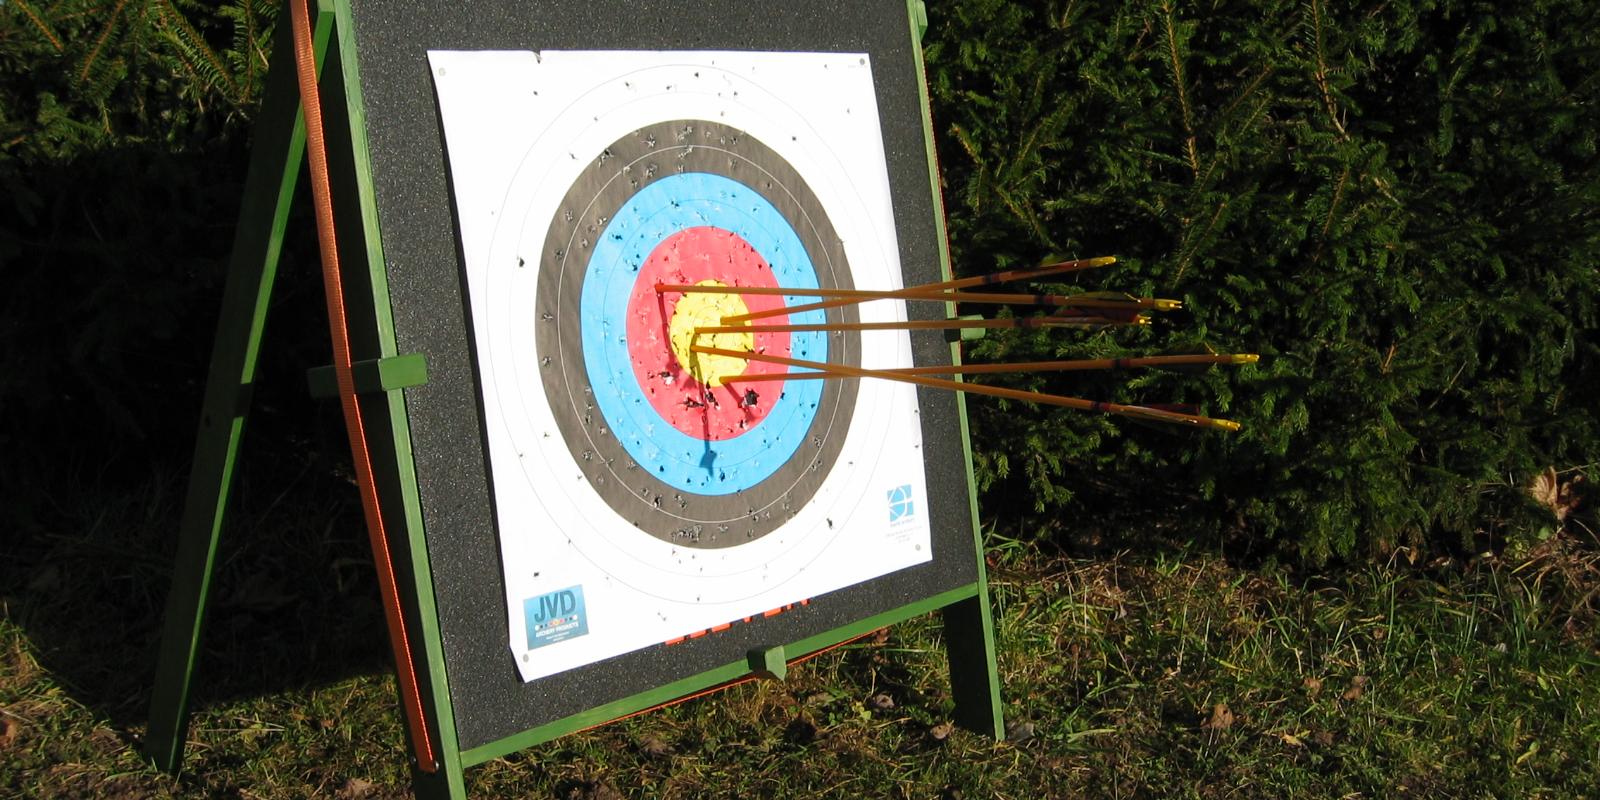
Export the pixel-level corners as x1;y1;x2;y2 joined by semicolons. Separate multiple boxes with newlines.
143;3;998;791
429;50;933;683
317;0;995;758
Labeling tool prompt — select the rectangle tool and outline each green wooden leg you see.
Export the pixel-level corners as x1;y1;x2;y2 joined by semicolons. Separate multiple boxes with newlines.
143;10;334;773
320;9;468;794
409;760;468;800
942;590;1004;738
902;0;1005;740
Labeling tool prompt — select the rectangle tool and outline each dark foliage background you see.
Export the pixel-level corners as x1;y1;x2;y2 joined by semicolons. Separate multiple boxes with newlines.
3;0;1596;566
2;0;291;499
925;0;1598;562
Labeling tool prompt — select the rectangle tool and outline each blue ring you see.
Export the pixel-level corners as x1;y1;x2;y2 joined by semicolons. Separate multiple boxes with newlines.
580;173;827;495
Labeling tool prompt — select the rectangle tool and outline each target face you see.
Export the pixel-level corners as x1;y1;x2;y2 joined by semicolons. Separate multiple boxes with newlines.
538;120;861;542
430;50;931;682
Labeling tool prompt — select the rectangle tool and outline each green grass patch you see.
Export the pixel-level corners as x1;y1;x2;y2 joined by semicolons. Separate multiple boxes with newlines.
6;499;1598;798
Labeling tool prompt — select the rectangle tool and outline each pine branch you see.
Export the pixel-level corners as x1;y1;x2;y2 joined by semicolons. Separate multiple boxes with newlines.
1215;66;1275;139
1173;197;1228;284
154;0;240;101
1307;0;1348;140
12;0;65;52
240;0;258;102
79;0;129;84
1157;0;1199;177
1312;165;1351;265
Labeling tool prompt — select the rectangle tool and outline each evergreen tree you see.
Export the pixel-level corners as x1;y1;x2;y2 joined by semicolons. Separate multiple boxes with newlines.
2;0;1594;563
1;1;277;499
924;0;1598;562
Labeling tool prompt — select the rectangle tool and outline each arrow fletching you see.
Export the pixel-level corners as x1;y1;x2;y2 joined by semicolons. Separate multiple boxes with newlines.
1121;403;1241;433
1052;306;1151;327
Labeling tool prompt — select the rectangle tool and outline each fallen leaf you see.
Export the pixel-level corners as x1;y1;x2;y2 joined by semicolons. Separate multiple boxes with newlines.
1279;731;1305;747
1313;730;1335;747
1529;467;1585;522
566;781;625;800
867;693;895;711
1342;675;1369;701
1005;720;1036;742
0;717;19;749
1515;740;1540;766
929;721;955;741
867;627;891;645
802;691;833;707
637;736;674;757
1303;676;1323;698
1530;467;1560;513
1201;702;1234;730
335;778;376;800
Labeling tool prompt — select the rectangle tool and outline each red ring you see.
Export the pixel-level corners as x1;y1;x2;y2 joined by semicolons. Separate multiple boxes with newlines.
625;226;792;441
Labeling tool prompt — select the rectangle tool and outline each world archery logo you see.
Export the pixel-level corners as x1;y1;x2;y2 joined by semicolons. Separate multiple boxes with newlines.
888;484;915;523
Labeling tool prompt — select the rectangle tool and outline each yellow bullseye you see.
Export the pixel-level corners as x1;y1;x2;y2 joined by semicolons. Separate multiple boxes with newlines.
668;280;752;387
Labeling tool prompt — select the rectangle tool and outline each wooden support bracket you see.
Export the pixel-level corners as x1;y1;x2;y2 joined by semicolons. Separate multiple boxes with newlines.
307;353;429;398
746;646;788;681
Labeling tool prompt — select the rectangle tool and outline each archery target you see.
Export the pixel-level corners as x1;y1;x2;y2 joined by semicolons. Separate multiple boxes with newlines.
538;120;861;542
430;50;932;683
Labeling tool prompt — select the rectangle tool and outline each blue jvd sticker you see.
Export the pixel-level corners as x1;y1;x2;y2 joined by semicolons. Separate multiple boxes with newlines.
524;585;590;650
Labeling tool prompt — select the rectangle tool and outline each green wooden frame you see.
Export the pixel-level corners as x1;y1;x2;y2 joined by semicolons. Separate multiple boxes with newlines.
144;2;999;797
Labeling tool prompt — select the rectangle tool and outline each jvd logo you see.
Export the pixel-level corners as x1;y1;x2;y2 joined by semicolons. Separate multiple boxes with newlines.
531;589;577;622
524;585;589;650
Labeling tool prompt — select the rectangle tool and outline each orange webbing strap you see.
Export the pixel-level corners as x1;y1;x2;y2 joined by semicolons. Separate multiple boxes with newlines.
289;0;438;771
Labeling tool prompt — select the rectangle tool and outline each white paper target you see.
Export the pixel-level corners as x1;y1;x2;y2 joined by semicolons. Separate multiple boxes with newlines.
429;50;932;682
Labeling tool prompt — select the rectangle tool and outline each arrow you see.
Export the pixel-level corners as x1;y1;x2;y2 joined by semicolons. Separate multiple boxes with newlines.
724;352;1259;382
719;255;1117;323
693;345;1242;432
693;315;1148;337
653;284;1182;323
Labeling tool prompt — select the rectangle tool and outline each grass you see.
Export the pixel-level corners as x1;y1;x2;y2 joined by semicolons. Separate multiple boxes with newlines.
5;467;1599;798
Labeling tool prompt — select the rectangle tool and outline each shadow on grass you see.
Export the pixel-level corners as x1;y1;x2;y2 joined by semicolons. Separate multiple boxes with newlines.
1;145;396;738
5;379;397;737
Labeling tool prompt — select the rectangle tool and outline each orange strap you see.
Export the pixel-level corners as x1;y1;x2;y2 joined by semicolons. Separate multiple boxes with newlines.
288;0;438;771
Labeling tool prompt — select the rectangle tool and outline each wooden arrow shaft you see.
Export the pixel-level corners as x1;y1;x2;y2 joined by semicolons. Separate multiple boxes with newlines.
726;353;1255;381
722;256;1116;323
659;284;1074;305
655;283;1177;316
693;345;1240;431
693;316;1137;336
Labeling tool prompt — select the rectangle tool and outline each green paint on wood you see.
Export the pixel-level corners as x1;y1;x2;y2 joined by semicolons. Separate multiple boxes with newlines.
306;353;429;397
907;0;1005;740
747;645;788;681
143;8;335;774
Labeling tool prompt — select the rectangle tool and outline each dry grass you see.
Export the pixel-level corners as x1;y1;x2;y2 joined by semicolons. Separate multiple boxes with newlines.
4;476;1598;798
